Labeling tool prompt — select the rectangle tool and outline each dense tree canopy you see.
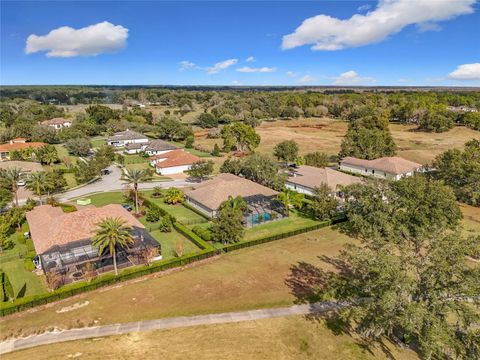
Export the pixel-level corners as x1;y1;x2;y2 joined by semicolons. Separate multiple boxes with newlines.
432;139;480;206
274;140;299;166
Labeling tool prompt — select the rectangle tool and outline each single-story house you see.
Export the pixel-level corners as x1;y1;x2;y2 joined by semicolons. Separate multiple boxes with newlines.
339;156;423;181
185;173;284;226
150;149;200;175
286;165;362;197
107;130;149;147
0;139;46;161
41;117;72;130
124;142;148;154
26;204;160;283
144;139;178;156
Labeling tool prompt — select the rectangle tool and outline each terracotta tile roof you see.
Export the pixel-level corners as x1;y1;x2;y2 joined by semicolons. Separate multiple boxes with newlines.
0;141;45;153
26;204;145;254
145;139;177;152
185;173;278;211
154;149;200;169
41;117;71;125
341;156;422;175
287;165;362;192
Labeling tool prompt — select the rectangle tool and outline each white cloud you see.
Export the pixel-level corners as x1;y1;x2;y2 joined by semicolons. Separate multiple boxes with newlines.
297;75;316;84
236;66;275;73
179;60;196;71
286;71;297;77
282;0;475;51
246;56;255;63
333;70;376;85
357;4;371;12
25;21;128;57
207;58;238;74
448;63;480;80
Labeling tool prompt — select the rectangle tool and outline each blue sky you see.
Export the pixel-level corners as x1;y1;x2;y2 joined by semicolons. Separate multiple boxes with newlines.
1;1;479;86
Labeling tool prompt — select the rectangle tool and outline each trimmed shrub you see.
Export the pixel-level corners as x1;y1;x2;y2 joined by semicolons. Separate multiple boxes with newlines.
23;258;35;272
173;222;213;251
146;209;161;223
59;204;77;213
158;217;172;232
192;226;212;242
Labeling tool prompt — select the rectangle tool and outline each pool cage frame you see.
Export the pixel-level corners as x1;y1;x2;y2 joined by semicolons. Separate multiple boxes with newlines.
242;195;286;228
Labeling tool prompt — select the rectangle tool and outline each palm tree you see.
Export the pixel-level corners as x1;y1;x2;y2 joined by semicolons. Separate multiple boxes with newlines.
26;171;50;205
0;167;23;206
121;168;152;214
219;195;247;212
276;189;304;216
92;217;134;275
40;146;59;165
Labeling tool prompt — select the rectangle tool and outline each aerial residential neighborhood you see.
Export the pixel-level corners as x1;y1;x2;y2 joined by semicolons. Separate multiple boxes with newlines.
0;1;479;359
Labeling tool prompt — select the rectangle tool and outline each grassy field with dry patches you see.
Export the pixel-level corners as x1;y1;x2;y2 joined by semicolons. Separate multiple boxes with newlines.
4;316;419;360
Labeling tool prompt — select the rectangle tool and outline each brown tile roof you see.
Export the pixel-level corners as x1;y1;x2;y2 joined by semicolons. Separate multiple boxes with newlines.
185;173;278;211
287;165;362;192
41;117;71;125
0;141;45;153
341;156;422;175
145;139;177;152
154;149;200;169
26;204;145;254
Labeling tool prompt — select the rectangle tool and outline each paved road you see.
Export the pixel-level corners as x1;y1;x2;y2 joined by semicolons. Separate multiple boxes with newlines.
0;302;342;354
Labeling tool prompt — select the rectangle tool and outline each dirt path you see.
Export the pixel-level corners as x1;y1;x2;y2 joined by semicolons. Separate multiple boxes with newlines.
0;302;343;355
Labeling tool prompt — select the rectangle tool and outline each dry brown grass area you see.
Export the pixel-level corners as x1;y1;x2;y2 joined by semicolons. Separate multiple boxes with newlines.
460;203;480;236
253;118;479;165
0;227;353;339
4;316;419;360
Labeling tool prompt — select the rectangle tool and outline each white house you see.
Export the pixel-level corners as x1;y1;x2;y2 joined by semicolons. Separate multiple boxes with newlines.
124;143;148;154
41;118;72;130
107;130;149;147
144;139;178;156
339;156;423;181
150;149;200;175
285;165;362;197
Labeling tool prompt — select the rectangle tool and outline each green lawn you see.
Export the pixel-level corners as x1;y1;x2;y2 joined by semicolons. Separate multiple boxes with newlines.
149;229;200;260
243;211;322;241
143;193;207;224
167;141;211;158
77;191;129;208
90;137;106;149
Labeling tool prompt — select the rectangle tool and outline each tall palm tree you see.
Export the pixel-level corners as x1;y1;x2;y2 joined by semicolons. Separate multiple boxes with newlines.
26;171;50;205
121;168;152;214
92;217;134;275
276;189;304;216
0;167;23;206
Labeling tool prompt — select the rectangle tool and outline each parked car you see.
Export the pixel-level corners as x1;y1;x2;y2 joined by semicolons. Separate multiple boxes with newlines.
100;169;111;175
17;179;26;186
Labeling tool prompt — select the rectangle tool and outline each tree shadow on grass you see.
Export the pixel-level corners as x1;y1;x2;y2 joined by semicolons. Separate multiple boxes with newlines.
285;258;399;360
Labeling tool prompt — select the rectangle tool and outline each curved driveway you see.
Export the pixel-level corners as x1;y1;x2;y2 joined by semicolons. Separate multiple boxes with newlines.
0;301;343;354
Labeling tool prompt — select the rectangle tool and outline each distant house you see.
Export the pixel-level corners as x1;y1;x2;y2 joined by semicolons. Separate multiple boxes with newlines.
144;140;178;156
286;165;362;197
339;156;423;181
26;204;160;282
185;173;284;226
447;105;477;113
124;143;148;155
150;149;200;175
0;138;46;161
41;117;72;130
107;130;149;147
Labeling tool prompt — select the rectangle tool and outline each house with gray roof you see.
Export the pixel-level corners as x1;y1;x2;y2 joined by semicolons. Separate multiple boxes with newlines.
107;130;149;148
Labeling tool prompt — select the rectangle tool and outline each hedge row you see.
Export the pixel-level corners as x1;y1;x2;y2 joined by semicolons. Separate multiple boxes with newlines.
192;225;212;242
222;219;332;252
173;222;214;251
0;249;216;316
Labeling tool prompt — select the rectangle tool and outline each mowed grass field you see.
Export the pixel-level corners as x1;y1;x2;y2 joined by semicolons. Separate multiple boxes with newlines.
4;316;419;360
194;118;480;165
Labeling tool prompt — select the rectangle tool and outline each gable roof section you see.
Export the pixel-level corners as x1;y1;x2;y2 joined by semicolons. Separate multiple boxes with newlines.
145;139;177;152
154;149;200;169
107;130;148;142
26;204;145;254
287;165;362;192
185;173;278;211
341;156;422;175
